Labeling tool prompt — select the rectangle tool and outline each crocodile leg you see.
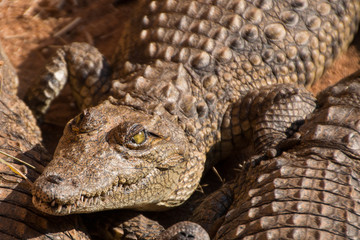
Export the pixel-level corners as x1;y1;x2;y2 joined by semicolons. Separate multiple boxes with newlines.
24;42;112;120
191;182;235;237
220;84;316;160
192;70;360;239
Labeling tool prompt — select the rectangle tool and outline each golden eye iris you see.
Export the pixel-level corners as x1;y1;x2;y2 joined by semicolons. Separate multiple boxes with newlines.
132;130;146;144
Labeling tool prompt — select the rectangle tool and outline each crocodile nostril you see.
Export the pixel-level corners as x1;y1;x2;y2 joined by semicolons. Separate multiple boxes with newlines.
46;175;64;184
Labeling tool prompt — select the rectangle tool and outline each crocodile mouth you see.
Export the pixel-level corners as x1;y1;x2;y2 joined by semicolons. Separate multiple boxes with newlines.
32;167;163;215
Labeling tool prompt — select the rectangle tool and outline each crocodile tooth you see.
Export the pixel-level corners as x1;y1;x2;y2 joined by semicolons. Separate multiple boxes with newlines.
89;197;94;205
81;195;84;202
67;205;72;214
51;200;56;207
56;204;62;213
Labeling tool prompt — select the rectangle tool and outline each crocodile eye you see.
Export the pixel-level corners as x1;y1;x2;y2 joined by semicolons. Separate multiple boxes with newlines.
131;130;146;144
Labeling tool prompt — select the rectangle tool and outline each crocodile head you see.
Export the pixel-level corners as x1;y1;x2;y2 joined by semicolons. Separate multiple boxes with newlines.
32;99;204;215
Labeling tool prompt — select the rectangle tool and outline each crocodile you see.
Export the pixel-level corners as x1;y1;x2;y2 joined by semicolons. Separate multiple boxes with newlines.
25;0;360;215
0;43;90;240
191;69;360;239
0;41;209;240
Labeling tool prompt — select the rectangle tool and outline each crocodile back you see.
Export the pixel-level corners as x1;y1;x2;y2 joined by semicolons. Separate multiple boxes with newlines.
114;0;360;100
110;0;360;155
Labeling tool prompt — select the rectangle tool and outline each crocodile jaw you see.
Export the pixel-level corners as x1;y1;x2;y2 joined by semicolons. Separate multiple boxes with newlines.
32;162;184;215
32;101;201;215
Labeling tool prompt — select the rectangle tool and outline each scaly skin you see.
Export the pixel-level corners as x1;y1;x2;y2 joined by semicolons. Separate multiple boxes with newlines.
191;70;360;239
26;0;360;215
1;41;201;240
0;43;90;239
0;43;207;240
